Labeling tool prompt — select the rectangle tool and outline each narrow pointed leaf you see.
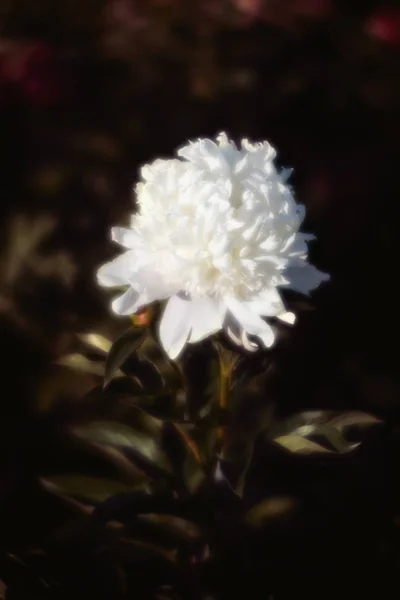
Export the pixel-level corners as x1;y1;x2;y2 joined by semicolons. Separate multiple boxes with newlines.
138;514;202;544
104;327;147;388
56;353;107;377
182;341;220;421
40;474;145;503
138;334;183;392
269;410;381;453
78;332;113;355
72;421;172;472
274;434;333;454
246;496;297;526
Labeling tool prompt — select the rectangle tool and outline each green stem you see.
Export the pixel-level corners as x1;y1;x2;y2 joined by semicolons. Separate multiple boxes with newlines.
216;345;232;447
219;360;230;411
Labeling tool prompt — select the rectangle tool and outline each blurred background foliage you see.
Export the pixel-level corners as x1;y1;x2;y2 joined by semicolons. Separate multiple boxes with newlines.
0;0;400;599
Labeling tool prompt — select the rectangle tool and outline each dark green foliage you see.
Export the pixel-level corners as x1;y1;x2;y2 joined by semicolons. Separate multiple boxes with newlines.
1;325;395;599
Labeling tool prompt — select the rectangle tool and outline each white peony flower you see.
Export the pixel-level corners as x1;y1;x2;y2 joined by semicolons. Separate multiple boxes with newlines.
97;133;329;359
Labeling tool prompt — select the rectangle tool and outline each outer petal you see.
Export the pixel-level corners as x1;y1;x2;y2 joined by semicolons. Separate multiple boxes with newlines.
111;227;142;249
112;275;176;317
277;311;296;324
159;295;193;360
177;138;228;173
97;250;135;288
283;264;330;296
224;296;275;348
111;287;143;315
189;297;226;343
133;265;181;304
244;288;285;317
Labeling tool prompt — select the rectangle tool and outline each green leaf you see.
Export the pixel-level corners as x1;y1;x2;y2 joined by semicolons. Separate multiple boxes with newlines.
124;354;165;392
71;421;172;472
269;410;380;454
312;424;360;453
173;423;207;494
138;514;202;544
183;456;207;495
96;391;185;422
182;340;220;421
220;367;273;495
159;422;206;494
95;376;144;396
196;423;220;464
172;423;204;467
131;393;185;422
232;353;270;390
82;380;185;424
40;474;143;503
78;332;113;355
111;537;178;564
56;353;108;377
138;334;183;392
328;411;383;436
104;327;147;388
219;442;254;497
273;434;333;454
246;496;297;527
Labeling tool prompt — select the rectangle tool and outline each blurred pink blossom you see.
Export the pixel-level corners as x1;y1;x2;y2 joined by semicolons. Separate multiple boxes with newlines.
234;0;262;25
0;41;67;106
366;8;400;46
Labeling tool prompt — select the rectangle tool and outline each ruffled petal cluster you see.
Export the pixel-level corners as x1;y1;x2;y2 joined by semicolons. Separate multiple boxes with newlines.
98;133;329;358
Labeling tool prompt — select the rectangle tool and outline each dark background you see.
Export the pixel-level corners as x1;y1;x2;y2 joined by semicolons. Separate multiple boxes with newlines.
0;1;400;598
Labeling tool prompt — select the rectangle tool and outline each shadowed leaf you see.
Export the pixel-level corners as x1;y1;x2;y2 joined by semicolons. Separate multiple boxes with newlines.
232;353;270;390
139;335;183;392
105;392;185;422
182;341;220;421
137;514;202;545
269;410;382;453
104;327;147;388
172;424;203;467
112;537;178;564
77;386;181;432
161;423;207;494
78;332;113;355
40;474;144;503
56;353;109;377
221;367;273;494
72;421;172;472
246;496;298;526
273;434;334;454
328;411;383;436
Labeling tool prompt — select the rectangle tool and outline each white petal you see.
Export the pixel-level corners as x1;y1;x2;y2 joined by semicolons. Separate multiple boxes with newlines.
280;168;293;182
140;159;174;182
245;288;285;317
224;296;275;348
177;138;228;173
284;264;330;295
97;251;134;288
241;139;276;163
133;266;180;303
286;235;309;258
111;227;142;249
112;287;143;315
189;297;226;343
209;235;229;256
277;311;296;324
296;204;306;224
159;295;193;360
